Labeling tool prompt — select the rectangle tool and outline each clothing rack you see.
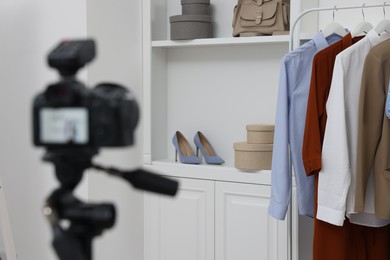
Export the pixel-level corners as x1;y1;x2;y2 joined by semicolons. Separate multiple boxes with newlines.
290;2;390;51
286;4;390;260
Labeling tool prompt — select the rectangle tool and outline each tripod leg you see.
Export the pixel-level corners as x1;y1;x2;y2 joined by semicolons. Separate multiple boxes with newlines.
53;225;89;260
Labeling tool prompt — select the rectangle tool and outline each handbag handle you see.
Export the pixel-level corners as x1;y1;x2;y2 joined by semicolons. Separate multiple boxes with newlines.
252;0;273;6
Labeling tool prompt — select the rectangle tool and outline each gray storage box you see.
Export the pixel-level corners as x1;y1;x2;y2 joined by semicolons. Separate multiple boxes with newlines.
181;0;210;15
170;15;212;40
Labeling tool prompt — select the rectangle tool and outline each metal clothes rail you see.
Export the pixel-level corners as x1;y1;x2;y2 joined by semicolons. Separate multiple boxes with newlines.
290;2;390;51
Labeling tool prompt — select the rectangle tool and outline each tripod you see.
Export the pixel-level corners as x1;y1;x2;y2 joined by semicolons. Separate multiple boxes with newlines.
42;149;178;260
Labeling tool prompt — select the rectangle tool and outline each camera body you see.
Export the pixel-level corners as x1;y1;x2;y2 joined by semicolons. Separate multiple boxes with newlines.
33;39;139;148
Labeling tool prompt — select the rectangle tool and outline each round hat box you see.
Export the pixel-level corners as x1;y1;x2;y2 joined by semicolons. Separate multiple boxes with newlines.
181;0;210;15
246;124;275;144
170;15;212;40
234;142;273;171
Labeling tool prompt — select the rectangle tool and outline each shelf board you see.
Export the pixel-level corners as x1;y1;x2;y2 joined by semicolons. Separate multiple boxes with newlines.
152;35;290;48
144;159;272;185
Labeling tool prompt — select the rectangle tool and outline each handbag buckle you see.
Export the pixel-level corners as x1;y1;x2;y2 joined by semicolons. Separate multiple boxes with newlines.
255;10;263;24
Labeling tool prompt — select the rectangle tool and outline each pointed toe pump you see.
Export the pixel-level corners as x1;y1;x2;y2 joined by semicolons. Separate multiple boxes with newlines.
194;131;225;165
172;131;201;164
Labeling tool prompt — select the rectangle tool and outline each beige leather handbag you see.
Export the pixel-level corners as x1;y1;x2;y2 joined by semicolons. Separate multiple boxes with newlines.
232;0;290;37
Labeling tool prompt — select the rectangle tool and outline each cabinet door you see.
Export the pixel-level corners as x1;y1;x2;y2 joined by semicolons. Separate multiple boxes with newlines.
215;181;288;260
144;177;214;260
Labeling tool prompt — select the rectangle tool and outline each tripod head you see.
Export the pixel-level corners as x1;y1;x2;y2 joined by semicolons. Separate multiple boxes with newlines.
42;149;179;260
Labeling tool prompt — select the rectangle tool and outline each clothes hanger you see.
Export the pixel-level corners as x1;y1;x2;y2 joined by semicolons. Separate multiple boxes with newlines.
375;2;390;35
322;5;348;38
352;3;374;37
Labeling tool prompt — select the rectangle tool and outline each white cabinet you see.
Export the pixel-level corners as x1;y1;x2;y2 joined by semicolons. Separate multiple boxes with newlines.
144;176;289;260
144;178;214;260
141;0;315;259
215;181;288;260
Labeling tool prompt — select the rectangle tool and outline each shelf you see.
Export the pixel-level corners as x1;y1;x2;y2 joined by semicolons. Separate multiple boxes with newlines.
152;35;290;48
144;159;272;185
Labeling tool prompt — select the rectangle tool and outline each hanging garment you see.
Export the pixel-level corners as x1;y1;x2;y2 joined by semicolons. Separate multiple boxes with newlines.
356;38;390;219
314;215;390;260
302;33;362;177
268;32;342;220
317;30;390;227
302;33;358;260
349;224;390;260
303;33;390;260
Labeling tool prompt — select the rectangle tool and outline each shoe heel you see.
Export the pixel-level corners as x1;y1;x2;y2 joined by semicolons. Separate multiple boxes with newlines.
172;131;201;164
194;131;225;165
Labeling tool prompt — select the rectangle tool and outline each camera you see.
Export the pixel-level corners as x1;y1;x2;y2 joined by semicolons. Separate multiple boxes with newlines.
33;39;178;260
32;39;139;148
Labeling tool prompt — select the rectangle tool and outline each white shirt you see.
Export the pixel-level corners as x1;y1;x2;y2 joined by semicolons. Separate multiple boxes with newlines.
316;30;390;227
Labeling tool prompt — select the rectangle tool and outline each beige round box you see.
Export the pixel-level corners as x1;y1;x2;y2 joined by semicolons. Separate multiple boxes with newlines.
233;142;273;171
246;124;275;144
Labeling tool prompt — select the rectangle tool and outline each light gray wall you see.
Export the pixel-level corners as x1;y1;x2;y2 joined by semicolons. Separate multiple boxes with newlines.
0;1;87;259
0;1;144;259
318;0;390;29
86;1;144;260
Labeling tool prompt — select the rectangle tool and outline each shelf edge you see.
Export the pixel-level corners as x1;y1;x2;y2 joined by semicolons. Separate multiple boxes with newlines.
152;35;290;48
143;160;272;185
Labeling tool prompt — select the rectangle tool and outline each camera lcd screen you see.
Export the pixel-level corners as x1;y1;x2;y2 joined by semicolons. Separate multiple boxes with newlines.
40;108;89;145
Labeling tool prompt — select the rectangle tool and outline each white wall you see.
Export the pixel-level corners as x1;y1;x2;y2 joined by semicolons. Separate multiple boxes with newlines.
86;1;144;260
0;1;144;259
0;1;87;259
318;0;390;31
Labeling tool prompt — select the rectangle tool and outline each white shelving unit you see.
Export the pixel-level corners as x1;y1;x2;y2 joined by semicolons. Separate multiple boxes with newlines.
142;0;318;259
146;160;272;185
152;35;290;48
143;0;292;167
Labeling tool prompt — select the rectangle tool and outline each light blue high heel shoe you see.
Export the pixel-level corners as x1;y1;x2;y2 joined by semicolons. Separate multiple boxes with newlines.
194;131;225;165
172;131;201;164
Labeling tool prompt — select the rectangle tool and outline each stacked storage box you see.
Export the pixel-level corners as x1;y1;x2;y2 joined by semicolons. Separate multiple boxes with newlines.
234;124;274;171
170;0;213;40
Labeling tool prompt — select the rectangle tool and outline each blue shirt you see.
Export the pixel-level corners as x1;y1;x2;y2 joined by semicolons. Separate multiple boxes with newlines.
268;33;342;220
